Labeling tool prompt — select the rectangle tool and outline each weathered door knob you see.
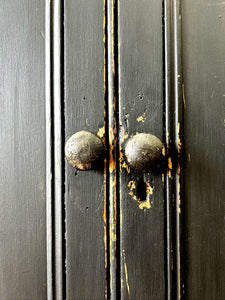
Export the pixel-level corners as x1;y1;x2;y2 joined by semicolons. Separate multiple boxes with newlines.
124;133;164;172
65;130;105;170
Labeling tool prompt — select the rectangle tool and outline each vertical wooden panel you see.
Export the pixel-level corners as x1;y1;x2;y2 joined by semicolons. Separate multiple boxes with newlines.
0;1;46;299
182;0;225;298
64;1;106;299
118;1;165;299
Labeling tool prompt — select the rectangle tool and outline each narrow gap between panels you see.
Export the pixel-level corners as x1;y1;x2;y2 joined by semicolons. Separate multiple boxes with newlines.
106;0;121;299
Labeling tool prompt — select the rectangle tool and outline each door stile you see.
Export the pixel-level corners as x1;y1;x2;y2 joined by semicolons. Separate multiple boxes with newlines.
46;0;54;299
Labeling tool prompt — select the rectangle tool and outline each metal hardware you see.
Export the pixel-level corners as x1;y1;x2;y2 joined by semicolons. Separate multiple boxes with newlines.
65;130;105;170
124;133;164;172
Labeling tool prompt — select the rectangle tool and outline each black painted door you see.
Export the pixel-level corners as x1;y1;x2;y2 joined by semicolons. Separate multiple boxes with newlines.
0;0;224;299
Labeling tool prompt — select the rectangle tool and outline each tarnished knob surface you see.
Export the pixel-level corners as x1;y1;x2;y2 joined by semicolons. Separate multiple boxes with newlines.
124;133;164;172
65;130;105;170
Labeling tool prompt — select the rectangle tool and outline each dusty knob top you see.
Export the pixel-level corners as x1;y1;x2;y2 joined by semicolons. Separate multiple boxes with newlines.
65;130;105;170
124;133;164;172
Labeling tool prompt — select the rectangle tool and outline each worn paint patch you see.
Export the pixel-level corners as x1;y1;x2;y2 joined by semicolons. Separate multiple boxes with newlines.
122;250;130;296
188;153;191;161
137;112;146;123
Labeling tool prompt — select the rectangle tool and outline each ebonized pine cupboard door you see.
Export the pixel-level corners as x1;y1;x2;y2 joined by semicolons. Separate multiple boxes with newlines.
0;0;224;299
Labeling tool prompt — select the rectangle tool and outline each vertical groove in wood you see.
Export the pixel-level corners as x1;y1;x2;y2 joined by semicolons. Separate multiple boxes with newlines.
46;0;53;299
53;0;65;299
164;1;184;299
103;1;110;299
106;0;120;299
163;1;173;299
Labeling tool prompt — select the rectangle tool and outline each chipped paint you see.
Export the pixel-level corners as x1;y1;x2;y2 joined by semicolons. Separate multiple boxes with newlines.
127;180;136;191
139;199;151;210
137;112;146;123
127;180;153;210
97;126;105;138
177;122;182;153
168;157;172;178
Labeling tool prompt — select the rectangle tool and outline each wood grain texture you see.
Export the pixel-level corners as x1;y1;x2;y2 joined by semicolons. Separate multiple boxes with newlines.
118;1;165;299
64;1;106;299
182;0;225;298
0;1;46;299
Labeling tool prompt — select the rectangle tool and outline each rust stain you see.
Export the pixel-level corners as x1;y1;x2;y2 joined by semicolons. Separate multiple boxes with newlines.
137;112;146;123
162;173;164;183
168;157;172;169
109;126;116;173
168;157;172;179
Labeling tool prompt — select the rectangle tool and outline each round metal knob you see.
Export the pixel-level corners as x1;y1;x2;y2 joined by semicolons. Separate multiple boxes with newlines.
124;133;164;172
65;130;105;170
